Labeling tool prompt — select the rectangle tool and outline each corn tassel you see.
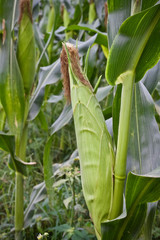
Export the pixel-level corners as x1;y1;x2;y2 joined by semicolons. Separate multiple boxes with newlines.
60;43;114;239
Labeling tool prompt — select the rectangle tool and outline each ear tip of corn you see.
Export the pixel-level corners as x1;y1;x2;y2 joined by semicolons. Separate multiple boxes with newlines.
61;43;93;100
19;0;33;23
60;44;71;103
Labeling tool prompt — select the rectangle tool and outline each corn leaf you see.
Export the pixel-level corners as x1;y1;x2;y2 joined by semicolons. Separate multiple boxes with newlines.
33;23;49;65
24;182;46;228
94;0;106;22
106;4;160;85
142;60;160;94
29;59;61;121
43;104;72;208
107;0;131;48
67;24;108;48
0;102;5;130
0;132;35;176
142;0;160;10
101;169;160;240
96;85;112;102
127;82;160;174
36;0;61;68
143;202;157;239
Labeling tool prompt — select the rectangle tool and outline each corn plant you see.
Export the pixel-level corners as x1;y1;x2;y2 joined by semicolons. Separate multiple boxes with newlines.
60;1;160;239
0;0;62;239
0;0;36;238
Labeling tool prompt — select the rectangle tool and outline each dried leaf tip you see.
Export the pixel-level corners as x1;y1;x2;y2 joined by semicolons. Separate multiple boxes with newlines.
19;0;33;23
60;43;92;103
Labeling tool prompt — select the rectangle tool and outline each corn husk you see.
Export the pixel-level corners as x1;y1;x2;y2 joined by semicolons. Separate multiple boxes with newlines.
61;44;114;239
17;0;36;95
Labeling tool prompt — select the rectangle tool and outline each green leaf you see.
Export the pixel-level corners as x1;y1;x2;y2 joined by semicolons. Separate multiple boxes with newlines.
29;59;61;121
101;169;160;240
106;4;160;85
88;2;96;24
43;104;72;208
127;82;160;174
66;24;108;47
0;0;25;137
96;85;112;102
107;0;131;47
112;84;122;146
36;0;61;67
0;102;5;130
0;132;15;157
50;104;72;135
0;132;35;176
9;156;36;177
33;23;49;65
47;94;63;103
143;202;157;240
24;182;47;228
142;61;160;94
35;109;48;131
85;44;98;81
142;0;160;10
94;0;106;22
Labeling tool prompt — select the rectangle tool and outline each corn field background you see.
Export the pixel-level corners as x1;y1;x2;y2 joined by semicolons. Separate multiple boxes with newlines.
0;0;160;239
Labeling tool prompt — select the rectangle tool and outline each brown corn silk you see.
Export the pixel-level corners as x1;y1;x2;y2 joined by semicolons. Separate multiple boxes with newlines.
61;44;114;239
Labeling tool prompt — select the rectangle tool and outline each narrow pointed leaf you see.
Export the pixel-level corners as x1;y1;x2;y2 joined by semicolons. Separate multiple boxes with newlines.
127;82;160;174
24;182;47;228
50;104;72;135
33;23;49;65
67;24;108;47
142;60;160;94
0;132;35;175
0;132;15;157
29;59;61;120
96;85;112;102
37;0;60;67
142;0;159;10
112;84;122;146
107;0;131;48
43;104;72;208
144;202;157;240
106;4;160;85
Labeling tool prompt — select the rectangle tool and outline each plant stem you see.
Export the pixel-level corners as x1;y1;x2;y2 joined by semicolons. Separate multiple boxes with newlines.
70;175;75;226
15;124;28;239
110;73;134;219
15;172;24;240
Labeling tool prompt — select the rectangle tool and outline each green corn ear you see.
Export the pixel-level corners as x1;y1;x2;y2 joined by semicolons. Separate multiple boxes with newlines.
46;4;55;33
60;43;114;239
88;0;96;24
17;0;36;96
